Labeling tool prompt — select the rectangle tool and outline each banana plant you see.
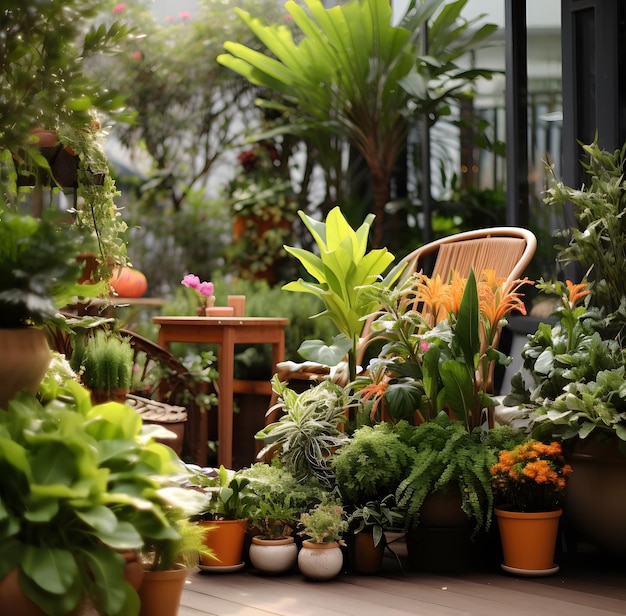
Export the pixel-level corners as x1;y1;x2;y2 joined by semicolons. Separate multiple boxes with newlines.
283;207;404;382
217;0;496;247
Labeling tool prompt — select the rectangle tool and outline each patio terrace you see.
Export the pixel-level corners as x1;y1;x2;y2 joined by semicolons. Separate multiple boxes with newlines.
178;540;626;616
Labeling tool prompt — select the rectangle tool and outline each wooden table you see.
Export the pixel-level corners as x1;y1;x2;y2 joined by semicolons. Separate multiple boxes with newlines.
152;316;288;469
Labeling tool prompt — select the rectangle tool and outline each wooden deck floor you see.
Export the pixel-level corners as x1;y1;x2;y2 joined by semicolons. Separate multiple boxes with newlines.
178;540;626;616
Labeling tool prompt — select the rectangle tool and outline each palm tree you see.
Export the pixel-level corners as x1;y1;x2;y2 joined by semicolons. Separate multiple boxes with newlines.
217;0;496;247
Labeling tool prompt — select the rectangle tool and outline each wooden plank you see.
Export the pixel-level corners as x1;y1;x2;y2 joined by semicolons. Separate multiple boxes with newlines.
176;553;626;616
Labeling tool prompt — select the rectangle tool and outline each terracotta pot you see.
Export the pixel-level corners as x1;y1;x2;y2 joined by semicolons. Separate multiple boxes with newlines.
495;507;562;573
565;436;626;553
350;531;385;574
91;388;130;405
249;536;298;575
138;566;188;616
199;519;247;568
297;540;344;581
120;551;144;592
0;328;51;410
0;569;47;616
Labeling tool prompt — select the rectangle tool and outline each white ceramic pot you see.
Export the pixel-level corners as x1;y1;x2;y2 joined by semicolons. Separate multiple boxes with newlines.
249;536;298;575
297;540;343;581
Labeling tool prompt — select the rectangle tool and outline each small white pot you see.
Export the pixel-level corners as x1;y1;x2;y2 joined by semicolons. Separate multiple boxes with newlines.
249;536;298;575
297;540;343;581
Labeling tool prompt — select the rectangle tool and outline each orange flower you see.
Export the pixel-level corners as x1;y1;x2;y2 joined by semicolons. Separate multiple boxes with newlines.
565;280;591;308
490;440;572;512
359;381;389;421
414;273;451;325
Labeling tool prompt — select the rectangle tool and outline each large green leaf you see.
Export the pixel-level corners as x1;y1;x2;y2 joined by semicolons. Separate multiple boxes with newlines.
21;546;78;595
439;359;474;427
455;269;480;367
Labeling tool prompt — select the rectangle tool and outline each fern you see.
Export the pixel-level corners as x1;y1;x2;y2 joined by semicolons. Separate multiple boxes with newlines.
396;413;499;536
332;422;418;506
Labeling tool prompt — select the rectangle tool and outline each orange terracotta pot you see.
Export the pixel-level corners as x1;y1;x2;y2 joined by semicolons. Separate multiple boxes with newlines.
138;566;188;616
495;507;562;572
199;519;247;567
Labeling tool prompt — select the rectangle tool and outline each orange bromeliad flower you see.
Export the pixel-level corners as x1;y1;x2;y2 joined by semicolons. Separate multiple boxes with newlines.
413;273;451;325
359;381;389;421
446;271;467;316
565;279;591;308
479;277;531;346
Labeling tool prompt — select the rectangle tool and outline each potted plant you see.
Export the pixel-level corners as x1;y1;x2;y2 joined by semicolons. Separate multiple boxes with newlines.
390;415;526;573
241;463;325;575
188;465;257;571
0;379;186;616
256;376;352;488
72;329;134;403
0;209;103;409
503;140;626;553
297;501;348;581
345;495;403;574
491;439;573;575
138;515;216;616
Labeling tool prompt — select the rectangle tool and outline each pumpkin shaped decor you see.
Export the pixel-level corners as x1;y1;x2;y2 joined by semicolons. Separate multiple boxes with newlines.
109;267;148;298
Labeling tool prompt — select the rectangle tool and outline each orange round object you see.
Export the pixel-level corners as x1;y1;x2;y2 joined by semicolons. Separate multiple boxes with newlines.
109;267;148;298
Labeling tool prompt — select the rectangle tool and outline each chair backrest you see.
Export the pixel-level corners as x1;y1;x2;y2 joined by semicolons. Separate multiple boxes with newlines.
402;226;537;286
357;226;537;367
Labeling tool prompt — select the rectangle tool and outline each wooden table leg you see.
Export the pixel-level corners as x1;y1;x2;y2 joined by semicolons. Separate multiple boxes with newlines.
217;327;235;469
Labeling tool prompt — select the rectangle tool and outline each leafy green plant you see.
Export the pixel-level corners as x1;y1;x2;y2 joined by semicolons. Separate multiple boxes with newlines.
505;279;626;444
395;414;497;536
0;210;103;328
74;329;134;395
0;382;187;616
0;1;129;166
256;376;351;487
217;0;496;247
545;138;626;314
58;119;129;277
299;500;348;545
346;495;403;547
331;421;418;507
282;206;402;382
189;465;257;521
141;516;216;572
240;463;325;539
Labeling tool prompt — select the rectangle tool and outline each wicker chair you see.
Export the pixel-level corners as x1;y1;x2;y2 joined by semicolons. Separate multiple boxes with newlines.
269;226;537;423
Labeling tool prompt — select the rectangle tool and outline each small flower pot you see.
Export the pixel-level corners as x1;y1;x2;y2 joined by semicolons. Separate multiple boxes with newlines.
297;540;343;581
249;536;298;575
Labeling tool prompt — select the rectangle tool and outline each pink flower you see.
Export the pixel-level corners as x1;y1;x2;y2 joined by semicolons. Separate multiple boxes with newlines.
179;11;191;19
181;274;201;289
420;341;429;352
113;3;126;13
132;51;142;60
182;274;215;306
197;281;215;297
